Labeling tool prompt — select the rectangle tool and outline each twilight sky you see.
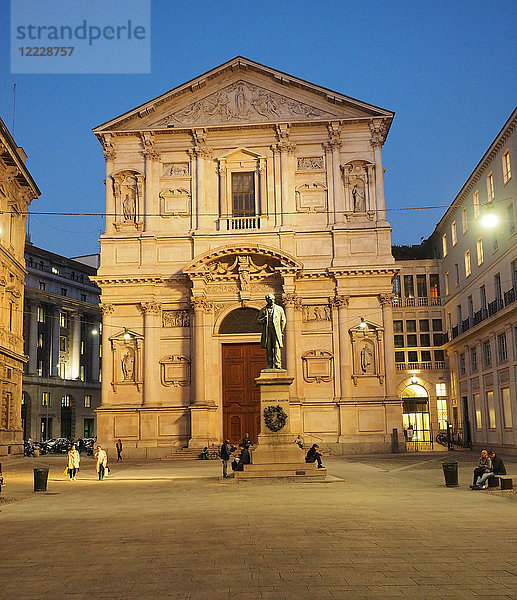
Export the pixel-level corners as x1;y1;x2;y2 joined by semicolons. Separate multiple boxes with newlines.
0;0;515;258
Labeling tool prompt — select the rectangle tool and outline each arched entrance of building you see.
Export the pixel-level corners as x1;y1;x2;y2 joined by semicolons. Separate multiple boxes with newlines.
402;383;431;446
61;394;74;439
219;308;266;445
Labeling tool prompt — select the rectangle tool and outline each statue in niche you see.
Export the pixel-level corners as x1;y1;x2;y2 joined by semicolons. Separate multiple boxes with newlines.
258;294;286;370
360;345;373;374
121;350;135;381
352;181;366;212
123;188;136;221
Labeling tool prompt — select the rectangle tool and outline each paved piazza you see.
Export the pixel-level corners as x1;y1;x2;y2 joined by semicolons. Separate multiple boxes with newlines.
1;452;517;600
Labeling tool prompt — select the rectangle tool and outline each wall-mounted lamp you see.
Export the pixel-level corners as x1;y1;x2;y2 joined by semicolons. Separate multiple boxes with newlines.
91;329;99;336
359;317;367;329
411;374;418;385
123;328;131;340
480;201;499;228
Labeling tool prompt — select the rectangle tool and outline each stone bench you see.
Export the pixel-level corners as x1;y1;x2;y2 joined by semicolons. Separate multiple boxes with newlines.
487;475;513;490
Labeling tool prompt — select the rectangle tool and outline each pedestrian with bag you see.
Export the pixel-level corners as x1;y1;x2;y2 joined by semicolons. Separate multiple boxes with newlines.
66;444;80;481
95;445;108;481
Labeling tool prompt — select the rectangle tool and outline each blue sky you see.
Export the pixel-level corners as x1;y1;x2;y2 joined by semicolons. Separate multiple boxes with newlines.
0;0;515;257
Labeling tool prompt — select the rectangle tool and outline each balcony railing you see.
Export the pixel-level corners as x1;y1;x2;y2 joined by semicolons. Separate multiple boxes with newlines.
393;296;443;307
395;362;447;371
450;288;516;340
225;216;261;230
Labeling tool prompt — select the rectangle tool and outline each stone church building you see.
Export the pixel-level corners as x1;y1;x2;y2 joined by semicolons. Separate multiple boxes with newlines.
93;57;401;457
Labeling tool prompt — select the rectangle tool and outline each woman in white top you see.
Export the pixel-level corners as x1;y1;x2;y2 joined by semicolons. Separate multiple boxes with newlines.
95;445;108;481
67;444;80;481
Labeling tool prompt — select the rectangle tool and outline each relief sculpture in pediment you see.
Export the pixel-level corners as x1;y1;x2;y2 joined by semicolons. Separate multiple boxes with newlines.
155;81;336;126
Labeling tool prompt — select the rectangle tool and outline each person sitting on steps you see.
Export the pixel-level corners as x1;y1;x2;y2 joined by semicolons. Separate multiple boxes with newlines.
305;444;324;468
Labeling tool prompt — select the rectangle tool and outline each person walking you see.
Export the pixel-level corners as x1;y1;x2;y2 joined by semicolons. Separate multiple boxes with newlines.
67;444;80;481
116;439;123;462
220;439;232;478
95;445;108;481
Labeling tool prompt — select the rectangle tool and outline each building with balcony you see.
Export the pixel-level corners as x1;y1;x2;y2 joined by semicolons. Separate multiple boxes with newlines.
0;118;40;456
430;107;517;452
92;57;403;457
22;243;101;442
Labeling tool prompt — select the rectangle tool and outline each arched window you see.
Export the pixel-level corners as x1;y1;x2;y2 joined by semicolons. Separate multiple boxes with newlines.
219;308;261;334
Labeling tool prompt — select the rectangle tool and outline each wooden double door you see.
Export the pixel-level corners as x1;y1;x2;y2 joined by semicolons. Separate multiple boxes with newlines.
222;343;266;445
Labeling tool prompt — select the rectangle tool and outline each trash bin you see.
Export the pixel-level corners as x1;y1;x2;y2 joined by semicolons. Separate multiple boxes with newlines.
442;461;459;487
33;467;49;492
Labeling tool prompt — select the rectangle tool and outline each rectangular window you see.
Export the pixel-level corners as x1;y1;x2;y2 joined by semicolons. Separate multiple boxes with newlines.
433;333;444;346
420;334;430;347
474;393;482;429
501;387;512;428
434;349;445;362
445;272;450;296
81;293;87;302
462;206;468;233
432;319;442;332
59;336;67;352
59;312;67;328
395;351;405;363
37;360;43;377
37;332;44;348
451;220;457;246
502;149;511;184
59;362;66;379
403;275;414;298
483;340;491;368
39;281;46;291
42;392;51;406
459;353;466;376
392;275;401;297
467;295;474;320
442;233;447;257
436;383;447;396
80;365;85;381
451;371;457;395
487;171;494;201
84;395;91;408
61;288;67;296
429;274;440;299
464;250;471;277
419;319;430;332
437;398;448;430
37;306;45;322
407;350;418;363
407;334;417;347
476;238;484;265
507;204;515;236
492;231;498;252
480;285;487;311
454;263;459;285
232;172;255;216
512;260;517;290
498;333;508;362
80;341;85;355
406;320;417;333
416;274;427;298
84;418;94;438
473;189;480;218
470;347;478;372
394;335;404;348
486;391;496;429
494;273;502;299
393;320;403;333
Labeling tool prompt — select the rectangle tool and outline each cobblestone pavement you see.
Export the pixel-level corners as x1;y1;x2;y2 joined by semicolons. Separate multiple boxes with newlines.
1;451;517;600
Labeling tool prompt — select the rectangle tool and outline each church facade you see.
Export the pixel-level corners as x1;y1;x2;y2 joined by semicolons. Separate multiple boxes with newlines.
93;57;401;457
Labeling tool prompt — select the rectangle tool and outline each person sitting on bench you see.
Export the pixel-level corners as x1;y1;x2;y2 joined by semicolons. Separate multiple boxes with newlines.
470;449;491;489
305;444;324;468
475;451;506;489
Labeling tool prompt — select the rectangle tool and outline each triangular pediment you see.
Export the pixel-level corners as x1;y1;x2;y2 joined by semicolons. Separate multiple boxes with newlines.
94;57;393;134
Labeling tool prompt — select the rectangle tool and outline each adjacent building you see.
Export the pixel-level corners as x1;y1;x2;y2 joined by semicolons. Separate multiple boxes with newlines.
0;118;40;456
430;108;517;452
93;57;403;457
22;243;101;442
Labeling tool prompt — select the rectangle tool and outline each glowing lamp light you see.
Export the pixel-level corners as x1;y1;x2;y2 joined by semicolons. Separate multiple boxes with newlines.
91;329;99;335
123;328;131;340
411;374;418;385
480;212;499;228
359;317;367;329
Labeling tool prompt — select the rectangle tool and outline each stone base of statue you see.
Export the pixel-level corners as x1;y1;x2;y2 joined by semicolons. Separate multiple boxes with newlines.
234;369;327;481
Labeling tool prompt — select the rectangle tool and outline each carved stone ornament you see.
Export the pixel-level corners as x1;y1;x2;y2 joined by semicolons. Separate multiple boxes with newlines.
483;373;494;388
205;254;275;283
154;81;335;127
112;170;144;228
160;355;191;387
498;368;510;383
162;310;190;328
330;295;349;309
109;328;144;392
162;163;190;177
349;320;385;385
295;182;328;213
369;119;389;148
341;161;374;215
190;297;213;312
159;188;191;217
302;305;331;322
99;303;115;316
297;157;324;171
302;350;334;383
282;293;302;309
140;301;161;315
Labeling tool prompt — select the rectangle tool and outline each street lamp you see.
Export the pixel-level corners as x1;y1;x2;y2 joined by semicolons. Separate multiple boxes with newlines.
480;201;499;228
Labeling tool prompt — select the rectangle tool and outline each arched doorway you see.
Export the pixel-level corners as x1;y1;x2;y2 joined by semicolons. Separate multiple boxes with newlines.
220;308;266;445
402;383;432;445
61;394;73;439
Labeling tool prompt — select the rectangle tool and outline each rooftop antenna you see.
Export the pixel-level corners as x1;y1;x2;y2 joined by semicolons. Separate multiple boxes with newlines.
12;83;16;134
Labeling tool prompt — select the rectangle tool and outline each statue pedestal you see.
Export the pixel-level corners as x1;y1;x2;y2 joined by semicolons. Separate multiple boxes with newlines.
235;369;326;480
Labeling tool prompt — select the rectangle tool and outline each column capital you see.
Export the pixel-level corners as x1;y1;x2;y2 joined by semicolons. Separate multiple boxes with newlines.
190;296;213;312
271;142;296;154
99;303;115;316
139;301;162;316
369;119;389;148
378;293;395;307
330;294;349;308
282;293;302;309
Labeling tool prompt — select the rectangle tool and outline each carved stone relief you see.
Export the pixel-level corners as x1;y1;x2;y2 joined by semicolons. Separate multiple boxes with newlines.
302;350;334;383
160;355;190;387
154;81;336;126
295;182;328;213
483;373;494;388
302;305;331;322
162;310;190;328
162;163;190;177
498;368;510;383
297;157;324;171
159;188;191;217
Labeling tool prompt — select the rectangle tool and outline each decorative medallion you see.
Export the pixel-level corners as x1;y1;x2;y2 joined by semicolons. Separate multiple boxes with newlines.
263;405;288;432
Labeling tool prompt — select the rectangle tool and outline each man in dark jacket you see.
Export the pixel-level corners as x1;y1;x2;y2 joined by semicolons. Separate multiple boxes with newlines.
305;444;324;468
220;440;232;478
470;449;491;488
475;451;506;489
232;445;251;472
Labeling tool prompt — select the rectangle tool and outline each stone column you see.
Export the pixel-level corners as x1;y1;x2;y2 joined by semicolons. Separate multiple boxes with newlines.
70;312;81;380
99;303;114;406
327;123;343;226
323;142;335;227
140;301;161;406
190;297;211;406
50;306;60;377
282;293;302;400
90;314;100;383
334;295;352;399
217;159;227;220
369;120;388;223
278;142;296;228
27;301;38;375
102;136;116;235
189;140;212;233
142;145;160;233
379;294;397;398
